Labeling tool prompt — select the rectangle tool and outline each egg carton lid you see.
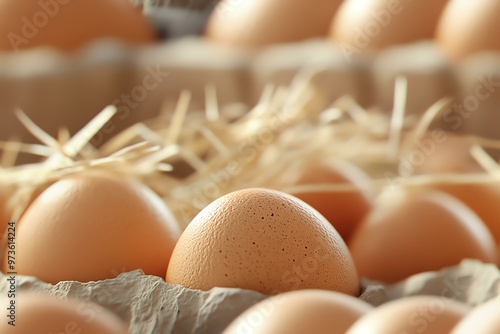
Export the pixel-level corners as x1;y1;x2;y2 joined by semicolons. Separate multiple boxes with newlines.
0;260;498;334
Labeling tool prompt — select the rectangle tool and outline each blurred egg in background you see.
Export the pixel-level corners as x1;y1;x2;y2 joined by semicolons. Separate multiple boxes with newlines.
205;0;344;48
283;159;374;242
452;297;500;334
437;0;500;61
0;0;158;52
347;296;470;334
224;290;373;334
331;0;449;52
0;293;128;334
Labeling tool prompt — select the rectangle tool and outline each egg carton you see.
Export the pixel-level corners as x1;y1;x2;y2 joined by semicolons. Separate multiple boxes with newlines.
0;260;498;333
2;34;500;149
1;4;500;333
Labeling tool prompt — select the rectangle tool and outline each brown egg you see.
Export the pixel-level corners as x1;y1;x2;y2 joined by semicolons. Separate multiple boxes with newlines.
2;171;181;284
409;134;482;175
224;289;373;334
331;0;448;53
349;188;497;283
452;297;500;333
166;188;360;296
289;160;374;242
429;182;500;246
410;135;500;245
0;0;157;52
0;182;16;243
0;185;10;240
205;0;344;48
0;293;128;334
347;296;470;334
437;0;500;61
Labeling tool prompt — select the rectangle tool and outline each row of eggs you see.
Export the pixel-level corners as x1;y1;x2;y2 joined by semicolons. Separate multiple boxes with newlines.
2;146;500;288
1;291;499;333
0;169;500;333
207;0;499;61
0;0;499;62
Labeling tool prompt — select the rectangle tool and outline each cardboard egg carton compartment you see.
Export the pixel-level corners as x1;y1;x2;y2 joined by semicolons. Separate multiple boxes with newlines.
0;260;499;333
2;36;500;147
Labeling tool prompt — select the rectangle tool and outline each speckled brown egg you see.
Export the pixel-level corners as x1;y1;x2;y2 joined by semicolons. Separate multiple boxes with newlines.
166;188;359;296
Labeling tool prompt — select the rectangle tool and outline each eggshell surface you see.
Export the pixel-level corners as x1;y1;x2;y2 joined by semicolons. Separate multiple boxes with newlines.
0;0;157;52
0;186;10;240
291;160;374;242
224;289;373;334
452;297;500;333
206;0;344;48
408;134;500;244
349;188;497;283
437;0;500;60
411;135;500;245
331;0;448;51
2;171;181;284
166;188;360;296
0;293;128;334
347;296;470;334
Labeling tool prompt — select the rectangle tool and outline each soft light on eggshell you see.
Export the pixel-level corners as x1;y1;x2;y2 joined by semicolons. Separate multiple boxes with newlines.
205;0;344;48
452;297;500;333
349;188;497;283
424;178;500;246
0;293;128;334
166;188;360;296
0;185;10;240
410;134;482;175
0;0;158;52
347;296;470;334
287;160;374;242
224;289;373;334
2;171;181;284
410;135;500;245
331;0;448;52
437;0;500;61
